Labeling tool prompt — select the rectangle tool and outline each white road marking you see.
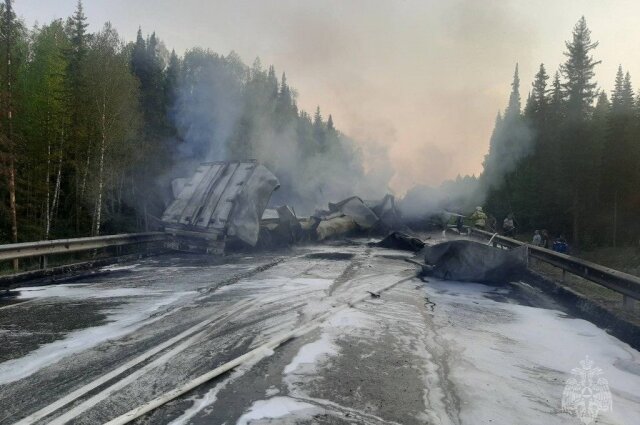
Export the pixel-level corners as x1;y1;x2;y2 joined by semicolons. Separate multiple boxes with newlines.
15;298;256;425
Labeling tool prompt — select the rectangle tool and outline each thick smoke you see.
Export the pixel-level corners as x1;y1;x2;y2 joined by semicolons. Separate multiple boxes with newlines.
171;50;245;170
168;49;533;222
398;114;534;221
399;64;535;221
398;176;483;220
481;112;535;191
168;51;391;215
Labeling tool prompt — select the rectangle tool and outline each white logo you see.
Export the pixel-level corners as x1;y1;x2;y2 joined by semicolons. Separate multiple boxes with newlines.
561;356;612;424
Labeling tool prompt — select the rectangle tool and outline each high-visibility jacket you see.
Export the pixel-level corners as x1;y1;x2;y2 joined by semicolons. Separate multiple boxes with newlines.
470;210;487;227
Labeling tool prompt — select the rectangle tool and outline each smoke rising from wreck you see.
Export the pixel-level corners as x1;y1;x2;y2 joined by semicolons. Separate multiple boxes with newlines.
399;92;535;220
167;49;535;223
171;51;244;162
169;51;392;215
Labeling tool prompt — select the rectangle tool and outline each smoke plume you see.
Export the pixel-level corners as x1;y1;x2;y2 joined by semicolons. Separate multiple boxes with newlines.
168;50;392;215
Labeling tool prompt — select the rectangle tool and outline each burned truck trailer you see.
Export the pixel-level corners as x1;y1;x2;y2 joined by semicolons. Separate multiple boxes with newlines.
161;161;280;254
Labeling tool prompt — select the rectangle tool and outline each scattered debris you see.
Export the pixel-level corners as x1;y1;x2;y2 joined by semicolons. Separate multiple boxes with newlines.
315;215;359;241
259;205;302;247
365;194;403;230
424;297;436;311
162;166;408;254
311;194;405;241
328;196;379;229
372;231;426;252
313;197;376;241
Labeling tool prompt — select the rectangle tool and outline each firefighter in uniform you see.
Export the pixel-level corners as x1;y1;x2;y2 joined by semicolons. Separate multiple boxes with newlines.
470;206;487;230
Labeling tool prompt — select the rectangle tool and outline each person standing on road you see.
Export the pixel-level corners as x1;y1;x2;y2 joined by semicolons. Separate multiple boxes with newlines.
486;214;498;233
541;229;550;249
470;206;487;230
553;235;568;253
532;230;542;246
455;215;464;233
503;214;516;237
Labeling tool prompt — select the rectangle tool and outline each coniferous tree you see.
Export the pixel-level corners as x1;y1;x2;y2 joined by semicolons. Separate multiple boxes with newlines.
544;70;567;231
603;67;636;245
0;0;19;252
505;63;521;119
559;16;601;246
164;49;179;125
523;92;534;117
0;1;373;242
312;105;326;152
550;71;564;113
522;64;552;230
483;64;534;223
479;17;640;247
561;16;601;120
267;65;278;100
530;64;549;120
327;114;335;132
65;0;91;233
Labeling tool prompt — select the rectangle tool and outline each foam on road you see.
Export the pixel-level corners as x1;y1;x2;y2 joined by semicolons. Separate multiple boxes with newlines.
230;277;640;424
0;243;638;425
0;284;192;385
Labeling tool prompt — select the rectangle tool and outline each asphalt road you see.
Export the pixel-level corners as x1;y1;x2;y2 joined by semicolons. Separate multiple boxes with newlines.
0;240;638;425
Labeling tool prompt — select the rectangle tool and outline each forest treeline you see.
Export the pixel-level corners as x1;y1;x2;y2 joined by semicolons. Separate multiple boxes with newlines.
481;17;640;248
0;1;373;243
2;3;634;250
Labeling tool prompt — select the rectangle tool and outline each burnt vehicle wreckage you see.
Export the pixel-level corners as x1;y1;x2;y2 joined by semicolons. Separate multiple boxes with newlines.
161;161;280;254
1;163;639;424
159;160;527;284
160;161;408;252
156;158;633;320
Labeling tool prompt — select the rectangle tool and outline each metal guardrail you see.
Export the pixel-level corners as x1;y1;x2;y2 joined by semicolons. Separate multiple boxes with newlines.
0;232;168;264
470;228;640;309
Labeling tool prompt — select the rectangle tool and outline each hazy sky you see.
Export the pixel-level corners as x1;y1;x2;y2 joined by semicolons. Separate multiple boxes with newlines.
16;0;640;193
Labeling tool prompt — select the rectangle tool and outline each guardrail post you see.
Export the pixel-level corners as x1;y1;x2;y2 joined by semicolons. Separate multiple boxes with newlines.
561;269;566;283
622;295;636;311
39;255;48;270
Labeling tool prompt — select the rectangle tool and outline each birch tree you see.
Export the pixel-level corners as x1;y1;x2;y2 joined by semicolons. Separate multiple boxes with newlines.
85;23;140;236
20;21;69;239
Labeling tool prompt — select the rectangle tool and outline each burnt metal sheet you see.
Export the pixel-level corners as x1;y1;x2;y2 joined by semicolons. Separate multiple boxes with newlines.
421;240;526;283
328;196;379;229
161;161;280;247
226;164;280;245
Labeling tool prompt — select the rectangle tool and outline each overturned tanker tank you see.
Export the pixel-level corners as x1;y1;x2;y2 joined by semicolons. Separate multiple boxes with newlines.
420;239;527;284
161;161;280;254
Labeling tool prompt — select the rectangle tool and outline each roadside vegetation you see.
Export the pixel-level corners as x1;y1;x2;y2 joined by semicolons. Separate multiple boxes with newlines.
0;0;368;243
482;17;640;251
